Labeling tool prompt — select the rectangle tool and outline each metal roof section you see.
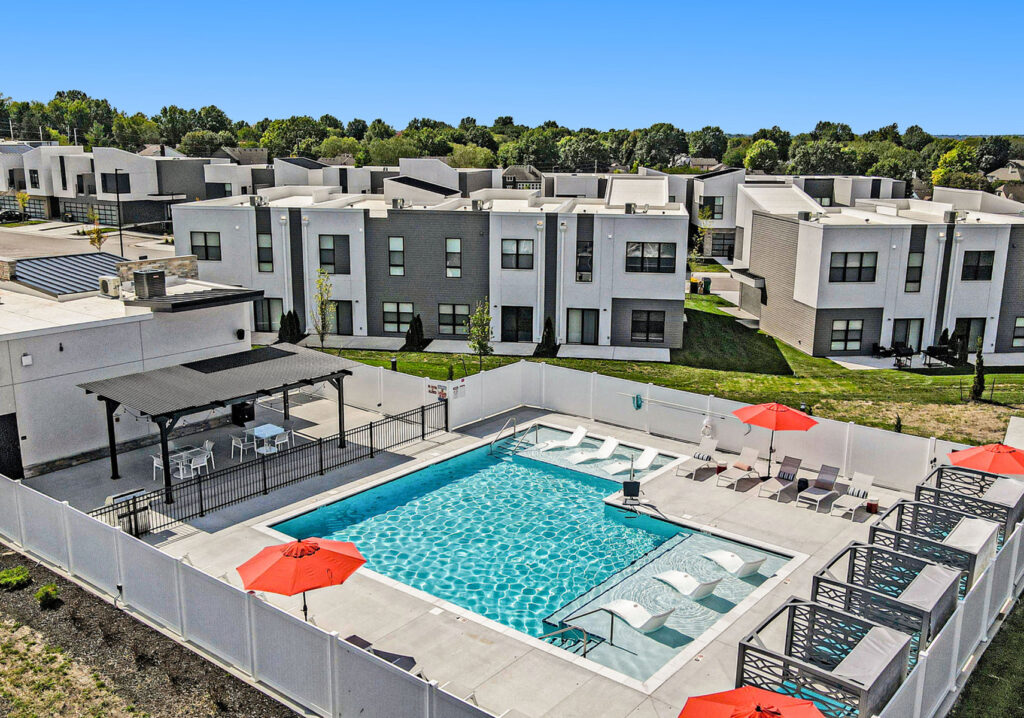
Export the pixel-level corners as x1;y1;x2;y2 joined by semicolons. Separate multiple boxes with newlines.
79;343;357;419
387;175;461;196
11;252;127;297
278;157;327;170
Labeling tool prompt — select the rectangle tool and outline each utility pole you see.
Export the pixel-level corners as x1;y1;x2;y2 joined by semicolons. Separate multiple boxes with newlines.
114;168;125;257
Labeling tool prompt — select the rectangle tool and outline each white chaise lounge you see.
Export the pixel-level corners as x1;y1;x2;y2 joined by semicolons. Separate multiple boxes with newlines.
704;549;766;578
601;599;674;636
604;447;659;476
654;570;722;600
831;472;875;519
568;437;619;464
675;438;720;480
535;426;587;452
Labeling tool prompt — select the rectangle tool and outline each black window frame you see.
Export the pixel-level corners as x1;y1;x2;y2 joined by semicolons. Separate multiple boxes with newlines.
700;195;724;220
829;252;877;283
575;239;593;282
28;169;39;189
830;319;863;352
905;250;924;292
445;238;462;278
630;310;666;343
961;250;994;281
389;236;405;276
1013;317;1024;348
892;318;924;352
383;301;413;333
319;234;350;275
326;300;353;336
625;242;676;273
253;298;284;333
190;231;222;261
710;232;735;257
256;233;273;272
501;239;534;269
438;303;470;335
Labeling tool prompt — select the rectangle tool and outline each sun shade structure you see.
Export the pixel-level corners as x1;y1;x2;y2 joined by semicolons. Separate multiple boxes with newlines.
237;538;365;621
678;685;824;718
732;403;817;477
916;464;1024;539
79;344;355;502
947;443;1024;475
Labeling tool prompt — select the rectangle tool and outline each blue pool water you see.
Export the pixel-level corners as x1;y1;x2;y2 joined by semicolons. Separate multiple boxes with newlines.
273;442;789;679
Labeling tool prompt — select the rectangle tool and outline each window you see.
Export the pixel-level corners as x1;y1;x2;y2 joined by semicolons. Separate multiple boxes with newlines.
961;251;994;281
1013;318;1024;348
893;318;924;352
28;169;39;189
816;197;833;207
327;300;353;335
389;237;405;276
954;318;987;352
438;303;470;335
830;319;863;352
710;232;735;258
445;238;462;278
566;308;598;345
383;302;413;333
501;239;534;269
190;231;221;261
319;235;350;274
626;242;676;273
500;306;533;342
100;173;130;194
222;183;232;195
631;310;665;343
256;233;273;272
829;252;877;282
905;250;924;292
575;239;593;282
700;195;724;220
668;195;676;203
253;298;283;332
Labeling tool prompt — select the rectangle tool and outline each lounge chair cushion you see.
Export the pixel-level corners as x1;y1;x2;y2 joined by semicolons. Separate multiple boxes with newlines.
832;626;909;686
734;462;752;472
694;451;714;462
982;478;1024;507
847;485;869;499
898;564;961;611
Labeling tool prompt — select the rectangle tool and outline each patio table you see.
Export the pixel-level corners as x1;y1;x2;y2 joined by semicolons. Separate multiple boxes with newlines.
169;446;206;466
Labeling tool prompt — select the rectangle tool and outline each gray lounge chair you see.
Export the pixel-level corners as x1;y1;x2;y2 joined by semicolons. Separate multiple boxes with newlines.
716;447;761;490
675;437;719;480
796;464;841;510
758;456;801;500
831;472;875;519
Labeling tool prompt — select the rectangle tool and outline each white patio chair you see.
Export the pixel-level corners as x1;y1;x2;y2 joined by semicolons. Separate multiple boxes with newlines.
535;426;587;452
150;455;163;482
831;473;875;519
192;452;210;475
567;437;619;465
173;457;205;481
201;440;216;469
757;456;802;500
796;465;841;511
654;570;722;600
274;432;290;450
716;447;761;490
704;549;767;578
675;437;720;480
231;434;256;461
604;447;658;475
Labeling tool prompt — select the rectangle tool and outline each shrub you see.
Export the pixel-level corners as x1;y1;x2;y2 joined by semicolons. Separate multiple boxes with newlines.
34;583;61;609
0;566;31;591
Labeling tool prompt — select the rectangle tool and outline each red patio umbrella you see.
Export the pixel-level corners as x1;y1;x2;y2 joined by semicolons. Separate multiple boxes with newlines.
237;538;365;621
679;686;824;718
947;443;1024;475
732;403;818;476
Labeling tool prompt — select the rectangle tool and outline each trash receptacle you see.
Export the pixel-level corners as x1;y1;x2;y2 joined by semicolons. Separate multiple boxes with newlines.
689;277;700;294
701;276;712;294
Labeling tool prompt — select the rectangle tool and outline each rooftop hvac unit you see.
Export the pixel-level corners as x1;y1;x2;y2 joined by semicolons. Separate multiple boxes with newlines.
797;211;811;221
134;269;165;299
98;275;120;298
471;199;482;211
943;210;957;223
249;195;267;207
624;202;636;214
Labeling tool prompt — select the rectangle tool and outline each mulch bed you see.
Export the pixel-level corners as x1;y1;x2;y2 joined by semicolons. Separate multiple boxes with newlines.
0;548;298;718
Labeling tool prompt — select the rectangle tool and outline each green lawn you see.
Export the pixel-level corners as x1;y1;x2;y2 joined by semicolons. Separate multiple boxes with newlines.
687;259;728;273
950;597;1024;718
0;221;45;228
333;296;1024;444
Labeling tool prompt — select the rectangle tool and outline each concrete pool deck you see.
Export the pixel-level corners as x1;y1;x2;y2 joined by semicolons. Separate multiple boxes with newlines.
45;408;908;717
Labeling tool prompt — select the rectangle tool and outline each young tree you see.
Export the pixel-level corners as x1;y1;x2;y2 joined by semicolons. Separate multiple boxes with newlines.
310;268;333;350
692;205;714;257
467;298;493;371
85;207;106;251
15;191;29;214
536;316;557;357
971;338;985;401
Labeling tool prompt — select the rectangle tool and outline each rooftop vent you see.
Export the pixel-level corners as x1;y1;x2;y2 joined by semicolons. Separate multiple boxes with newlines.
134;269;166;299
471;199;482;211
624;202;636;214
943;210;957;223
797;211;811;221
391;198;404;210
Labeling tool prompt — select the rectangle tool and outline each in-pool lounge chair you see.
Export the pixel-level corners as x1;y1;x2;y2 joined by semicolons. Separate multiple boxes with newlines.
654;570;722;600
757;456;802;500
568;437;619;464
604;447;659;475
535;426;587;452
831;473;875;519
716;447;761;490
675;438;720;480
704;549;767;578
795;464;841;510
601;600;674;641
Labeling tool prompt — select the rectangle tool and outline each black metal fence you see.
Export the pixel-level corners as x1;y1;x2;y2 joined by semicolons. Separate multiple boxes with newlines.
90;400;448;537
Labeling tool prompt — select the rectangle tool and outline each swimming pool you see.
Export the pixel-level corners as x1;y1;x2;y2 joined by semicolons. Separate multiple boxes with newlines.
273;437;789;681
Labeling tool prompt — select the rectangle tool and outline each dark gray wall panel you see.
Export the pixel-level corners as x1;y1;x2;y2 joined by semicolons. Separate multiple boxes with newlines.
610;298;685;348
996;225;1024;352
813;307;883;356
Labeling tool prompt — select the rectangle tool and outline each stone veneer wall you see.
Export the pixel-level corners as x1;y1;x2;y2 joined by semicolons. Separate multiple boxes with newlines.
0;258;16;281
116;254;199;283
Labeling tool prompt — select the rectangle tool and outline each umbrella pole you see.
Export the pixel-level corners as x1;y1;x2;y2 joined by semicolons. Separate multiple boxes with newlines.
769;429;775;478
302;591;308;622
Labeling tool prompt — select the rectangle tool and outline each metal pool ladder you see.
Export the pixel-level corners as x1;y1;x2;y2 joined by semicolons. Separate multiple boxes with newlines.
510;423;539;453
489;417;517;454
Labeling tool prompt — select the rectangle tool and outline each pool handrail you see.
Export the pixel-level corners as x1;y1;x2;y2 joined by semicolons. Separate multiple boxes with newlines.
489;416;517;453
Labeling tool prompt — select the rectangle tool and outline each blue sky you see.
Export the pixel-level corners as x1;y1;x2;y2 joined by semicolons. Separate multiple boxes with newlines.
7;0;1022;134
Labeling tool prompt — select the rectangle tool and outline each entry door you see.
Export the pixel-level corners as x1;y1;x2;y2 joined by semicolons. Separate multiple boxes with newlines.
566;308;599;345
0;414;24;480
330;300;353;336
892;318;924;351
954;318;986;353
501;306;533;342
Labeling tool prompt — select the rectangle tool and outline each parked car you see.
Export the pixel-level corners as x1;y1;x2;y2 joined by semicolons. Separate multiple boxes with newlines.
0;210;28;223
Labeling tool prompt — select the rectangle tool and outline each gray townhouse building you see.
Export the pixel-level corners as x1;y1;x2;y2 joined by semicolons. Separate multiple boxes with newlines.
729;184;1024;360
170;159;690;361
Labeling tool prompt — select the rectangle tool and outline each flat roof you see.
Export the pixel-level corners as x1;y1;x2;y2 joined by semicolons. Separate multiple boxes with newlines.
12;252;126;297
123;287;264;312
80;344;356;419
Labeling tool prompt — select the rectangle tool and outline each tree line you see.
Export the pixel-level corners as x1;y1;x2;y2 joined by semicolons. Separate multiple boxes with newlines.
2;91;1021;194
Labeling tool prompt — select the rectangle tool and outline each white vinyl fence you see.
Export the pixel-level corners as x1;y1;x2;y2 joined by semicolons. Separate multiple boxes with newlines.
878;522;1024;718
0;475;492;718
359;360;968;494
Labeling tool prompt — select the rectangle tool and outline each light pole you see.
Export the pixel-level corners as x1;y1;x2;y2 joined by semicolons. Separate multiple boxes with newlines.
113;168;125;257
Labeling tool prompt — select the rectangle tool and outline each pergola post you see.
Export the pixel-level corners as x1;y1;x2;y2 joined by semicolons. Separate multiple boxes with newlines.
155;417;175;505
282;389;290;421
103;398;121;480
334;377;346;448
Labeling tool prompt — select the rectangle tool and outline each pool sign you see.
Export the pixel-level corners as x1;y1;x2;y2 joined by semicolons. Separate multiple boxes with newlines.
427;383;448;400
